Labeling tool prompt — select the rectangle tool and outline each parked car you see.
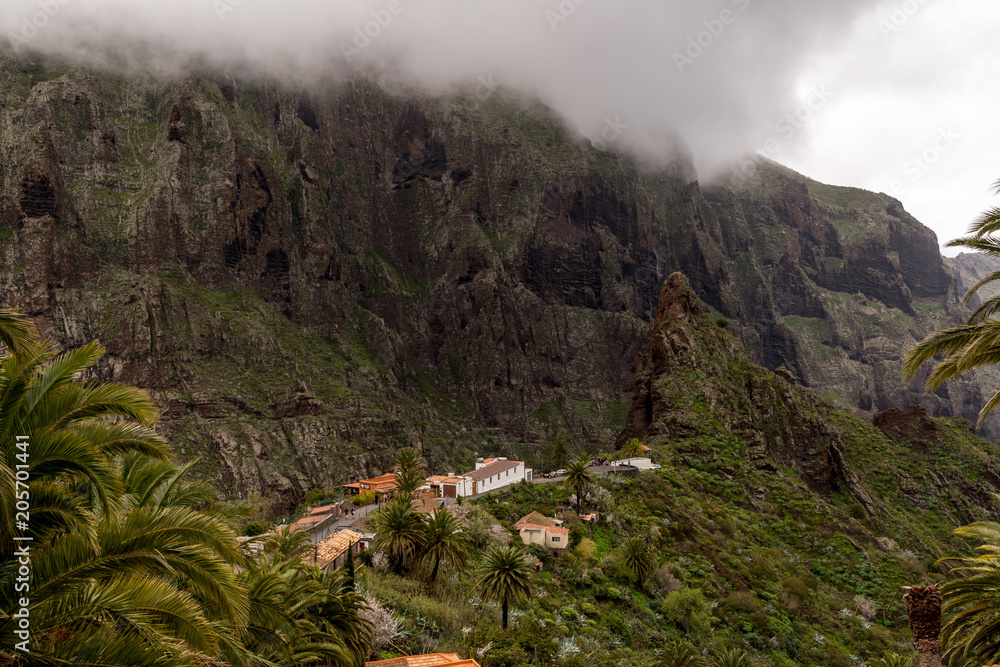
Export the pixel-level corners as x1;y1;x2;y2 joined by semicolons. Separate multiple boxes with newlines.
554;469;567;476
650;464;662;470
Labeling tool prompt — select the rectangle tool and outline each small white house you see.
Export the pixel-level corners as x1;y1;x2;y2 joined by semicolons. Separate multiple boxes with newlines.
514;512;569;551
611;456;653;470
426;475;474;498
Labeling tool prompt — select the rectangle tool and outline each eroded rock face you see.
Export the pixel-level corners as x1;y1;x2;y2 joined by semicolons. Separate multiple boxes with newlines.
392;103;447;187
618;272;878;511
0;58;996;507
873;405;942;450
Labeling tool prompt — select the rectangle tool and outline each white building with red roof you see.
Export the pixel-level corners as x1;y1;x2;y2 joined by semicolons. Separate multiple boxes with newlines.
426;457;532;498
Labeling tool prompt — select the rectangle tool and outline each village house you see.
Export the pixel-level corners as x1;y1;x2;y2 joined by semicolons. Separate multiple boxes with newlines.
426;474;471;499
290;510;340;544
427;457;532;498
342;473;398;497
314;528;365;570
514;511;569;551
365;654;480;667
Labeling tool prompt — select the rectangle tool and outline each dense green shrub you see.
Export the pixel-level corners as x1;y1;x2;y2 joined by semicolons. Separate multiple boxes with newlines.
575;538;598;562
304;487;326;505
353;490;377;506
595;585;624;601
725;590;759;613
660;588;713;636
243;520;265;537
527;542;551;565
601;612;633;645
569;522;588;547
481;643;530;667
644;497;669;515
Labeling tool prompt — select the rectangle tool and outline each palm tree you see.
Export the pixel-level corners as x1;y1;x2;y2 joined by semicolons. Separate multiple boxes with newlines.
616;536;656;588
270;524;317;563
421;509;471;582
937;519;1000;666
713;649;751;667
619;437;646;459
0;311;248;664
0;312;378;666
656;638;706;667
370;498;426;575
393;465;427;497
303;565;374;665
0;313;169;557
395;447;425;473
903;179;1000;426
564;457;593;513
904;585;943;667
868;655;914;667
238;558;367;666
0;478;251;665
475;545;533;630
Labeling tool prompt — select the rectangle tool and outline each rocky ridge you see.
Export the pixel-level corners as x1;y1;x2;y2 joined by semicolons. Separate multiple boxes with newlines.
618;271;1000;534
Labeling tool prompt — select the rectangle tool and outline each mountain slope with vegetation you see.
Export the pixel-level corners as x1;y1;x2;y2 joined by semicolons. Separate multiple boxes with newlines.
354;273;1000;667
0;51;998;510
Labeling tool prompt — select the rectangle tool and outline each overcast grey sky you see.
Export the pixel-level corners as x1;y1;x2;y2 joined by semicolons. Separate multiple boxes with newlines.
1;0;994;253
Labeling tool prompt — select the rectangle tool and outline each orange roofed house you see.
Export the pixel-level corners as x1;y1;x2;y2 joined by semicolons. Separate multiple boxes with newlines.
342;473;398;497
314;528;365;570
514;511;569;551
366;653;480;667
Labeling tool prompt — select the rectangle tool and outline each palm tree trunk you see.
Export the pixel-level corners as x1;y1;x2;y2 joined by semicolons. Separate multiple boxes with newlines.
395;554;403;576
502;600;509;630
430;555;440;583
904;585;942;667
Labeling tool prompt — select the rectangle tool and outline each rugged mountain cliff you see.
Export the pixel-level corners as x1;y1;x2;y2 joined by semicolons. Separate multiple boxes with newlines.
0;53;995;506
598;272;1000;663
617;272;1000;527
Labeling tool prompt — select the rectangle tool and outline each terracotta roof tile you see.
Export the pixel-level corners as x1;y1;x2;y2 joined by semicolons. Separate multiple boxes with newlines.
315;529;364;568
365;654;479;667
462;459;521;482
518;523;569;535
514;511;555;528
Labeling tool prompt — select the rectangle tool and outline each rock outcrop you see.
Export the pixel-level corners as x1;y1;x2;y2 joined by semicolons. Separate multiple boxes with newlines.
619;272;1000;528
873;405;942;450
619;272;878;513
